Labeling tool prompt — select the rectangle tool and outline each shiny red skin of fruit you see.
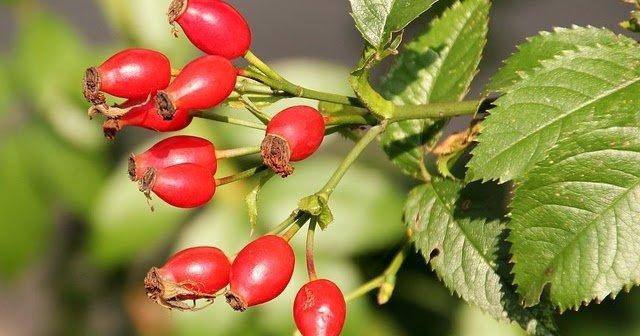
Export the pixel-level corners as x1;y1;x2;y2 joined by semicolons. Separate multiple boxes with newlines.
266;106;325;161
117;99;193;132
164;55;237;111
159;246;231;299
98;49;171;99
175;0;251;59
229;235;295;308
132;135;217;180
294;279;346;336
151;163;215;208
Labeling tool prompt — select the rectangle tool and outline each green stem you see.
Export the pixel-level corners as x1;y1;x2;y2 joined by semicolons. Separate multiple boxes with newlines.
344;240;410;303
267;211;301;235
240;69;363;107
317;122;388;198
324;114;377;127
240;96;271;124
344;276;385;302
215;165;268;186
195;111;267;130
306;219;318;281
244;50;284;80
281;213;310;242
215;146;261;160
391;100;481;122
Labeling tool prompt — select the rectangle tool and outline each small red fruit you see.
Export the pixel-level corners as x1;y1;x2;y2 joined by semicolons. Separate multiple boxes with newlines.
102;99;193;139
155;55;237;120
226;235;295;311
294;279;346;336
83;48;171;105
129;135;217;181
145;246;231;310
137;163;215;208
261;106;325;177
168;0;251;59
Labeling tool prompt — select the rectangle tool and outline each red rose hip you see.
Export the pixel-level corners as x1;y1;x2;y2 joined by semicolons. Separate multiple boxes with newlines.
168;0;251;59
226;235;295;311
129;135;217;181
102;99;193;139
155;55;236;120
83;48;171;105
261;106;325;177
138;163;215;208
294;279;346;336
145;246;231;310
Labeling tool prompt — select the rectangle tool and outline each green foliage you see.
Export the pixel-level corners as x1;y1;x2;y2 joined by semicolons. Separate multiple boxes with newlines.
380;0;489;179
349;0;438;49
509;117;640;310
468;44;640;183
405;179;557;335
487;26;636;93
245;171;275;233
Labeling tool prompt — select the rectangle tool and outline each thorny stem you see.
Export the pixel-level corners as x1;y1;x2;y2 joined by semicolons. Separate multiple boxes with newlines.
215;165;268;186
306;219;318;281
195;111;267;130
215;146;261;160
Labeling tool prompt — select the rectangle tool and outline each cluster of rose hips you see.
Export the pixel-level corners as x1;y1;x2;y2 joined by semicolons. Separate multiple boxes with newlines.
83;1;345;335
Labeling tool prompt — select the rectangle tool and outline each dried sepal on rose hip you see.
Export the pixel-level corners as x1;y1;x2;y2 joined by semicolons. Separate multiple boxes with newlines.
101;98;193;139
261;106;325;177
225;235;295;311
294;279;346;336
129;135;217;181
134;163;216;209
168;0;251;59
83;48;171;106
155;55;237;120
145;246;231;310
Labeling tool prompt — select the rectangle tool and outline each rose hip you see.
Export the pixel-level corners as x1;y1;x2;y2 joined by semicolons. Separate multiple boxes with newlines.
83;48;171;105
102;99;193;139
155;55;236;120
129;135;217;181
261;106;325;177
137;163;215;208
168;0;251;59
226;235;295;311
293;279;346;336
145;246;231;310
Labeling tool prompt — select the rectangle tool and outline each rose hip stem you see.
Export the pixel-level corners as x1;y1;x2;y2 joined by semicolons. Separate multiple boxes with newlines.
215;165;268;187
305;219;318;281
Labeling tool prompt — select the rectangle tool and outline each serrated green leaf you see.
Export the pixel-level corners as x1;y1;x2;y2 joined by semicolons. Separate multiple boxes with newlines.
509;119;640;310
487;26;636;93
349;0;438;49
468;45;640;183
406;179;557;335
380;0;490;180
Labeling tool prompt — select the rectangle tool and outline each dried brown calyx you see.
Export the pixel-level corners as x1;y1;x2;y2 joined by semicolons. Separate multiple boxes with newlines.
224;291;247;312
102;119;123;140
83;67;106;106
261;134;294;177
167;0;188;25
155;91;177;120
144;267;215;311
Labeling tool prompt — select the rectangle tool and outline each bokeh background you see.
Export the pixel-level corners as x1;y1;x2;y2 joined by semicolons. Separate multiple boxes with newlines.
1;0;639;335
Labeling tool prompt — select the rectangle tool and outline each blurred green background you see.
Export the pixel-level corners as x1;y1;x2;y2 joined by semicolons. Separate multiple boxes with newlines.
1;0;639;335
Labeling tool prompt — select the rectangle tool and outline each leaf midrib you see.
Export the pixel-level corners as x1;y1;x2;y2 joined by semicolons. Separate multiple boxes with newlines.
523;155;640;292
483;73;640;176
